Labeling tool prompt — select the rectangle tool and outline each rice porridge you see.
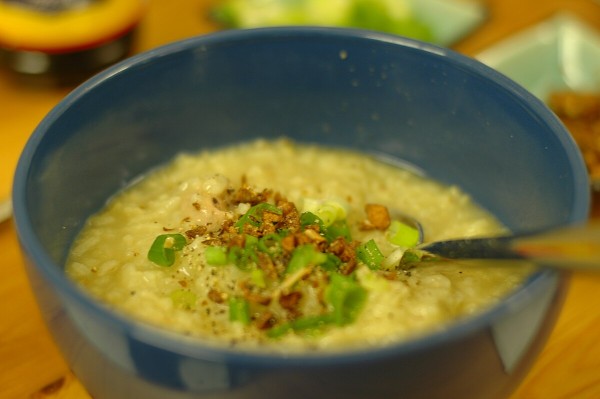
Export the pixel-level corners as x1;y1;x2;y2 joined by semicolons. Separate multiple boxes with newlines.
66;139;532;351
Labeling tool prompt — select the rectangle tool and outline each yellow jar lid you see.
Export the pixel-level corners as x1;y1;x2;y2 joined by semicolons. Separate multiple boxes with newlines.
0;0;146;53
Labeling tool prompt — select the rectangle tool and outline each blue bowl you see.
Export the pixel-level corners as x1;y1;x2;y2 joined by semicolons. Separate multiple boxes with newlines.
13;28;589;399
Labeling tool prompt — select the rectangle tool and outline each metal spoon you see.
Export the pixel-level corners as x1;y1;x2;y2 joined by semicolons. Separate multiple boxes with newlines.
404;219;600;271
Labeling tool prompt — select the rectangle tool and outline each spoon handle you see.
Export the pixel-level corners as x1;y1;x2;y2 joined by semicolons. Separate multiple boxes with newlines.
418;223;600;271
418;236;518;259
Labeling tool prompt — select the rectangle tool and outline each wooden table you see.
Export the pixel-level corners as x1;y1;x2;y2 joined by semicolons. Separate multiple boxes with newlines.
1;1;599;398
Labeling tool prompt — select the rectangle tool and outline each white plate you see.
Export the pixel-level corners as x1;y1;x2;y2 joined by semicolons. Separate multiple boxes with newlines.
409;0;487;46
475;13;600;101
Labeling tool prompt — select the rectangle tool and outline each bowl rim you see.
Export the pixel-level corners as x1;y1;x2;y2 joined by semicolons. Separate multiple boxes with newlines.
12;26;590;366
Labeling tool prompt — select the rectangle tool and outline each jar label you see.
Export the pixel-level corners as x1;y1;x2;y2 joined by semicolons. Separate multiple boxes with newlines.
0;0;145;52
1;0;100;14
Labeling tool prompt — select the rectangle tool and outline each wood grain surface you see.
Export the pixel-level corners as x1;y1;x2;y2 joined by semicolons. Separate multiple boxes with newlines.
1;1;599;398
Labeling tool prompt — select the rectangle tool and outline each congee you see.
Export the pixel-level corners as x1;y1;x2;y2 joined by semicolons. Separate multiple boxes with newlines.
66;139;532;351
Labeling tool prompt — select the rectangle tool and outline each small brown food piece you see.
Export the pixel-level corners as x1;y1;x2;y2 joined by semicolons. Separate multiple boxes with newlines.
240;281;272;305
254;311;277;330
185;225;207;239
276;196;301;231
548;91;600;182
328;237;355;262
364;203;391;230
261;210;283;234
279;291;303;311
281;234;298;253
207;288;227;304
233;183;271;205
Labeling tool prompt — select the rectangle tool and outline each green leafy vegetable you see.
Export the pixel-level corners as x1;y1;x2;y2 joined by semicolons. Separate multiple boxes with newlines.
147;233;187;267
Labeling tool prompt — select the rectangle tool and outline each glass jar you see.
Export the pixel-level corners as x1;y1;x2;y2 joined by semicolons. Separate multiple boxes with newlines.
0;0;146;85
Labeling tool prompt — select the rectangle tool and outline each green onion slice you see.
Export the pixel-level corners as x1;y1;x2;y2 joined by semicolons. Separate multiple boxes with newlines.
267;314;335;338
356;239;384;269
251;268;266;288
286;244;328;274
170;289;197;310
147;233;187;267
325;273;367;326
387;220;420;248
300;211;326;232
300;211;352;242
320;253;342;272
205;246;229;265
257;232;283;255
228;297;251;325
325;219;352;242
235;202;282;232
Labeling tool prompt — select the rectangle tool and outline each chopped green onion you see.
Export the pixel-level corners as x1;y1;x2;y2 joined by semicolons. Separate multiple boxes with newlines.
170;289;197;310
147;233;187;267
258;233;283;255
356;239;384;269
227;246;243;267
400;248;422;264
266;314;335;339
251;268;266;288
325;273;367;326
286;244;328;274
291;314;335;331
228;297;251;325
242;234;260;266
320;253;342;272
266;323;292;338
300;211;351;242
325;219;352;242
205;246;229;265
304;200;347;227
225;234;261;270
399;248;440;266
235;202;282;232
300;211;326;232
387;220;420;248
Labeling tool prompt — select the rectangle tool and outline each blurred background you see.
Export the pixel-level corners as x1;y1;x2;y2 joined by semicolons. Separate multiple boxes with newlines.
1;1;599;398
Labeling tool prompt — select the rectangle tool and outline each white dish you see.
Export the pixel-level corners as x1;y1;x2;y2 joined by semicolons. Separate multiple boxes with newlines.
476;13;600;101
409;0;487;46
